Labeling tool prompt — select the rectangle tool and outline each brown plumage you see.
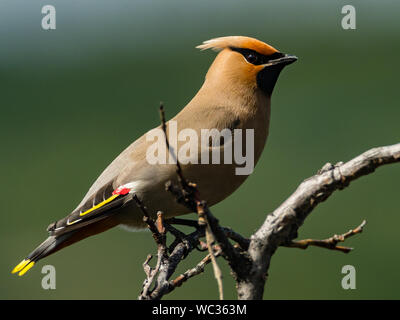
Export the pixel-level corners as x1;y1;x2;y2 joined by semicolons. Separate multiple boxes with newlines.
12;36;297;276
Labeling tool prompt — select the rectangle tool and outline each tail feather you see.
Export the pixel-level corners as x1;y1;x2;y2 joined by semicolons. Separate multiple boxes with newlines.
12;214;120;276
12;189;133;276
11;233;72;276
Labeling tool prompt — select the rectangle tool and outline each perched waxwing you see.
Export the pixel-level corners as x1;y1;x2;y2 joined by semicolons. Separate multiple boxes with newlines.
12;36;297;276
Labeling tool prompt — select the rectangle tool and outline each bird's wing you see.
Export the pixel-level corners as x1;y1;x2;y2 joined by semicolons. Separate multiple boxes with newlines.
47;180;133;236
55;104;241;235
74;135;146;211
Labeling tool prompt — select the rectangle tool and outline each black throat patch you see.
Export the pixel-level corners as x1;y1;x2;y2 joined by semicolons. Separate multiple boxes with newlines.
256;64;285;96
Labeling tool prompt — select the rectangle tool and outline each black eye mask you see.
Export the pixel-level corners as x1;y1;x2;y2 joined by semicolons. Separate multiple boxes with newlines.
230;47;284;65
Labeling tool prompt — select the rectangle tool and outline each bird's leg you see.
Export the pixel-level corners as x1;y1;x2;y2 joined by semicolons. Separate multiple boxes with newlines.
164;222;186;254
221;227;250;251
164;219;206;253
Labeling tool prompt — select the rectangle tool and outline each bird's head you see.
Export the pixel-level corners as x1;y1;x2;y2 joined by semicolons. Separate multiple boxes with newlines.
197;36;297;96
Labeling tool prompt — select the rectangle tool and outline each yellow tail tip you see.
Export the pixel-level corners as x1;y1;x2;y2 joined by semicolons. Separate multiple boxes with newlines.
11;259;35;276
11;259;30;274
18;261;35;276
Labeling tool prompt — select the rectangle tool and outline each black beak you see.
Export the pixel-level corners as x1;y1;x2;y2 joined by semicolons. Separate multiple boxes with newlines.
257;53;297;96
264;54;298;67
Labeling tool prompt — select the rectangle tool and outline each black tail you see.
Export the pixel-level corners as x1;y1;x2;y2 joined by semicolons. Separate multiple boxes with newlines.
11;232;74;276
12;214;120;276
12;189;133;276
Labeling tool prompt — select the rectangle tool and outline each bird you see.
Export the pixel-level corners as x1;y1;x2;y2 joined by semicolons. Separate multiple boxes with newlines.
12;36;297;276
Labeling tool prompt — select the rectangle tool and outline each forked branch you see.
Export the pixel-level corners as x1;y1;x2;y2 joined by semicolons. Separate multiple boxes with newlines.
238;143;400;299
138;104;400;300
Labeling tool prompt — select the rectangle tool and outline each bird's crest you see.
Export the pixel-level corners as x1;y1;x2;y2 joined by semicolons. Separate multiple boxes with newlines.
196;36;279;56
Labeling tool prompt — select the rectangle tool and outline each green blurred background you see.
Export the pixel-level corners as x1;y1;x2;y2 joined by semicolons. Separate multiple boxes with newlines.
1;0;399;299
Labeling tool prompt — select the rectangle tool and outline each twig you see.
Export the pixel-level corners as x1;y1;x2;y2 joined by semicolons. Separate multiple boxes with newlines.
169;248;222;292
221;227;250;251
285;220;366;253
147;228;204;299
201;208;224;300
238;143;400;300
139;212;168;300
159;103;235;299
196;200;250;279
160;103;194;192
166;217;199;228
133;194;165;246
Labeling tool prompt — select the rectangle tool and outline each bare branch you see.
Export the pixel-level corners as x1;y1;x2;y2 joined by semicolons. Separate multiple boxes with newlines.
159;103;196;196
138;211;169;300
221;227;250;251
169;248;222;293
285;220;366;253
196;200;249;279
139;225;204;300
203;214;224;300
237;143;400;299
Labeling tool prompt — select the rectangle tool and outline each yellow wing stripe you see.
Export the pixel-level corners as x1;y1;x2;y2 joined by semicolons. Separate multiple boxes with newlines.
79;194;119;217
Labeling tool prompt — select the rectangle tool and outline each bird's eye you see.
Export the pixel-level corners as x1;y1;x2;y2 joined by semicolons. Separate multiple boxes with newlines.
230;47;263;65
245;53;258;64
